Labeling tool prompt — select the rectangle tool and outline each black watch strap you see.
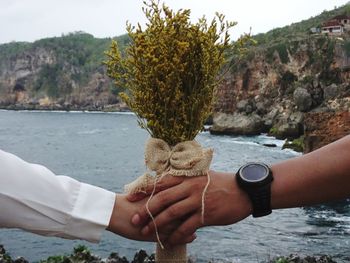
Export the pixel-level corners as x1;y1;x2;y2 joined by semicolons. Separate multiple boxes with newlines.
247;184;272;217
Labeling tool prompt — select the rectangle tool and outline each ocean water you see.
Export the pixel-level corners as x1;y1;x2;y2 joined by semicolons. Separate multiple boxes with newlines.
0;110;349;263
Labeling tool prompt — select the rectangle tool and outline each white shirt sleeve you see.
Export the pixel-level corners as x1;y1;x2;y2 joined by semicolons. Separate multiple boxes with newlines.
0;149;116;243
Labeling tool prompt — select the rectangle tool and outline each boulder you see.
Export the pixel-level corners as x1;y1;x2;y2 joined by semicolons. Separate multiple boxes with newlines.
273;121;303;139
236;99;249;112
290;111;304;124
263;108;279;127
236;99;256;114
210;112;264;135
270;112;304;139
323;84;340;100
255;101;267;114
293;87;312;112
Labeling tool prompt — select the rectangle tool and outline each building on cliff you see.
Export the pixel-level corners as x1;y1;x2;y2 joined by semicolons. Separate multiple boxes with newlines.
321;15;350;35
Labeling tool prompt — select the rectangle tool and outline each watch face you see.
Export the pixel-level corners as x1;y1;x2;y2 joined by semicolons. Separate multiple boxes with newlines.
239;163;269;182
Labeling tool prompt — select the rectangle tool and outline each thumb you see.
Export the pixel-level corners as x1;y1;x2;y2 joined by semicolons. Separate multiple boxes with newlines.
127;192;148;202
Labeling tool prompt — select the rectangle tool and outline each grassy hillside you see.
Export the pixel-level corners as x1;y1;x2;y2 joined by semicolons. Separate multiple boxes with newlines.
253;3;350;46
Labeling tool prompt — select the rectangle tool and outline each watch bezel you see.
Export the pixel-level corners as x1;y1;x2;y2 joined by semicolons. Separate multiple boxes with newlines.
237;162;273;189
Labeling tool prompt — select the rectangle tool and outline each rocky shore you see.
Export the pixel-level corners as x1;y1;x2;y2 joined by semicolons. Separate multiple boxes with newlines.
0;245;339;263
0;95;129;112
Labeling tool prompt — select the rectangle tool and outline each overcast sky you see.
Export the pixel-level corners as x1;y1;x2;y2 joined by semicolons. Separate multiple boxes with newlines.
0;0;348;44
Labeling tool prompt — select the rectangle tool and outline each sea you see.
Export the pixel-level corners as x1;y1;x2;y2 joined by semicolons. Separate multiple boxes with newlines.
0;110;349;263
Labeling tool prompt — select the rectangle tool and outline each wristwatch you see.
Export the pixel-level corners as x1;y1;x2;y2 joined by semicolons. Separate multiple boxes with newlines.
236;162;273;217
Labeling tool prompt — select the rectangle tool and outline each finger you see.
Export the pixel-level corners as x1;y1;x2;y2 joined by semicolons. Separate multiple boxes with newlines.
127;175;184;202
157;220;182;235
163;233;197;247
178;232;197;245
145;174;185;195
141;196;199;236
168;213;203;245
132;184;190;226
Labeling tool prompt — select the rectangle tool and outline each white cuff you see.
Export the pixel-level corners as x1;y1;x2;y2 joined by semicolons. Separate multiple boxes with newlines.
65;183;116;243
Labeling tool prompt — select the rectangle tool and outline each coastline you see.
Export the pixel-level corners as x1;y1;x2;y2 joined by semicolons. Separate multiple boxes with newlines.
2;108;348;154
0;106;134;115
0;109;304;153
0;104;130;113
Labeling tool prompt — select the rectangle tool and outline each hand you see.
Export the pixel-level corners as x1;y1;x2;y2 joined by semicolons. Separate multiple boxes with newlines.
128;171;253;245
106;194;196;243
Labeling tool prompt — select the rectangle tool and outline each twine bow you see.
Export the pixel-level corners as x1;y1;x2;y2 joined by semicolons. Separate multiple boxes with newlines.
125;138;213;194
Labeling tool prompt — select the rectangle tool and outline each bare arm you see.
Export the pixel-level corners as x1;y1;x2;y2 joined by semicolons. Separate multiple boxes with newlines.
271;134;350;209
129;135;350;245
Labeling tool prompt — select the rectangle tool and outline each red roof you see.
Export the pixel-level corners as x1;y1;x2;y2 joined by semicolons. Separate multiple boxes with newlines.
322;20;343;27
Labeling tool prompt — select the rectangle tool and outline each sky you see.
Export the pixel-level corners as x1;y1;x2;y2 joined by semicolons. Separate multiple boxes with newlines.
0;0;349;44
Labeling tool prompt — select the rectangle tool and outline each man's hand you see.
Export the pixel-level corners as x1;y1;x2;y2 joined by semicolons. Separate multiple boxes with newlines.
107;194;196;244
127;171;252;245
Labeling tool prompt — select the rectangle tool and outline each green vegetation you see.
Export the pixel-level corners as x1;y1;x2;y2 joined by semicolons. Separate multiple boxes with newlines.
0;32;131;99
271;255;337;263
266;43;289;64
0;42;31;59
253;4;350;46
241;3;350;72
343;39;350;57
269;126;278;136
39;245;96;263
282;136;304;152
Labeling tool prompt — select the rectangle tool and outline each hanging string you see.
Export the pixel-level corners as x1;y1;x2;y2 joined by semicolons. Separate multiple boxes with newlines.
201;171;211;224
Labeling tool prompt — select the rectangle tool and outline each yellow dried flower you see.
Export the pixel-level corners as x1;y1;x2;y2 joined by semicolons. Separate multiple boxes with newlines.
105;0;246;146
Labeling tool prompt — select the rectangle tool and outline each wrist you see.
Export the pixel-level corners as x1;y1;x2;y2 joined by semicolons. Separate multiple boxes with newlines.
233;175;253;217
235;163;273;217
106;194;120;233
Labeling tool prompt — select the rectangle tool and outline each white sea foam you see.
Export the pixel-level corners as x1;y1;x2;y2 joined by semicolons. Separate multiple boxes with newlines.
77;129;103;135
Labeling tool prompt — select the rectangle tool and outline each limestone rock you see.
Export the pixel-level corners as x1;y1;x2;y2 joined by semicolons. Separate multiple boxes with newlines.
293;87;312;112
270;111;304;139
324;84;340;100
236;99;249;112
210;112;264;135
236;99;256;114
274;121;303;139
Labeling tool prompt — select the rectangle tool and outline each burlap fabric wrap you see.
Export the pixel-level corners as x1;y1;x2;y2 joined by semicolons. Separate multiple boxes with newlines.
125;138;213;263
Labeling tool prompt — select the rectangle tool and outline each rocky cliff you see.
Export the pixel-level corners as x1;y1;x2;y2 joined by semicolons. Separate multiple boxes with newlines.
0;32;128;111
304;111;350;153
211;35;350;144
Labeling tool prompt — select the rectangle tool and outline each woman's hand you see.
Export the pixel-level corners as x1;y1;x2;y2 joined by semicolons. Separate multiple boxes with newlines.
107;194;196;244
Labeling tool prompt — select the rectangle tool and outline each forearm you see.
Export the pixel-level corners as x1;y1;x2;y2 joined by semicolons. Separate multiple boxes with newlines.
0;149;115;242
271;135;350;209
